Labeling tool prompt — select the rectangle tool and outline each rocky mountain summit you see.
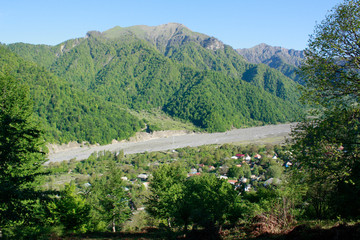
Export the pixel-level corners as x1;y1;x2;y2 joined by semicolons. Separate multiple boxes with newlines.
236;43;304;67
102;23;224;53
237;43;305;83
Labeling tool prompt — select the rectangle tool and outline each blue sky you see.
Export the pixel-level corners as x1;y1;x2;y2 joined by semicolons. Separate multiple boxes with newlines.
1;0;343;50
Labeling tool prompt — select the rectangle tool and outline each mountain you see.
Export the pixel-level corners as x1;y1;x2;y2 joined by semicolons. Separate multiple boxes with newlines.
0;45;143;144
236;43;305;83
5;23;303;144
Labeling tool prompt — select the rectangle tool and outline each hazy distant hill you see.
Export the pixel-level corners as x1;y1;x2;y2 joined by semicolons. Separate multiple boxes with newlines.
236;43;305;83
5;23;303;144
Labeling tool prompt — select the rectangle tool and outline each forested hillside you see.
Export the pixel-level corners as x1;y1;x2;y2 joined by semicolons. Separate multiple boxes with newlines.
0;45;144;144
237;43;305;84
5;23;302;144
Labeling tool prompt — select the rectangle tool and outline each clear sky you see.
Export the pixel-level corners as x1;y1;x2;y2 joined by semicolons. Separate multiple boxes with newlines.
1;0;343;50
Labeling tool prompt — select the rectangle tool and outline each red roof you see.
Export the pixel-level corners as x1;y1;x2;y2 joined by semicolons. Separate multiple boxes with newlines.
236;154;245;157
228;180;238;184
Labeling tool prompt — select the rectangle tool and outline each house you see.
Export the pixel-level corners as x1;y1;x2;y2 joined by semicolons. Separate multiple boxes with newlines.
285;161;293;168
188;172;201;177
236;153;245;158
219;175;228;179
240;177;248;183
189;168;197;174
228;180;237;185
272;155;278;160
263;178;282;186
231;156;238;159
236;164;242;167
244;184;252;192
254;154;262;159
137;173;148;181
121;176;128;181
245;155;251;161
209;166;216;171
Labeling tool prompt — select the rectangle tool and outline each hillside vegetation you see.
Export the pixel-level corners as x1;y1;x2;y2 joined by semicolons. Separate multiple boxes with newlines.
5;23;302;144
237;43;305;84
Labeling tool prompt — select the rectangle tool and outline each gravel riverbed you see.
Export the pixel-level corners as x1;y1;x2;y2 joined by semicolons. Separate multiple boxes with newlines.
46;123;296;164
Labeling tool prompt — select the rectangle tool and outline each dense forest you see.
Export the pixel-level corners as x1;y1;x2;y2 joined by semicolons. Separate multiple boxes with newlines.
0;46;144;144
4;21;302;144
1;0;360;239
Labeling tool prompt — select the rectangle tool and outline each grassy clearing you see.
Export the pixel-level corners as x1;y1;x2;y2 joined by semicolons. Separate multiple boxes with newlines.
129;109;201;132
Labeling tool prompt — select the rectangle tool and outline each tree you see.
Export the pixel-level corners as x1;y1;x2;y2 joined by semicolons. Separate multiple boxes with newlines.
184;174;239;233
299;0;360;107
145;164;187;228
227;166;242;179
292;0;360;219
47;184;90;233
0;74;48;235
87;165;132;232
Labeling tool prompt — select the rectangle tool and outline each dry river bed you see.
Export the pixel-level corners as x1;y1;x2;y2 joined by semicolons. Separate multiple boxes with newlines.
46;123;296;164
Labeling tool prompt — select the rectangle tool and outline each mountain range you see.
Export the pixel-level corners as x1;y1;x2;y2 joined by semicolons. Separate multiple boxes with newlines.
3;23;303;144
236;43;305;83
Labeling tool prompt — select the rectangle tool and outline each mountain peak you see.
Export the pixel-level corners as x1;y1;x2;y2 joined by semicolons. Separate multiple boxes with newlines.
237;43;304;67
101;23;224;52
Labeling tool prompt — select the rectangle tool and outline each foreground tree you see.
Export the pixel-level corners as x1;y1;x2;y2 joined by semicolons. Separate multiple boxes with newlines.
0;73;49;236
299;0;360;107
87;165;132;232
184;174;239;233
292;0;360;219
47;184;90;233
146;164;187;228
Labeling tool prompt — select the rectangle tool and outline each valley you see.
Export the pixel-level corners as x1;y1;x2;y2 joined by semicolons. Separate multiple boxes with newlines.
47;123;293;163
3;0;359;237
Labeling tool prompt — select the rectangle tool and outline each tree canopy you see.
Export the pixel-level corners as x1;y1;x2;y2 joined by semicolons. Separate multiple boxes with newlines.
0;73;48;234
292;0;360;219
299;0;360;107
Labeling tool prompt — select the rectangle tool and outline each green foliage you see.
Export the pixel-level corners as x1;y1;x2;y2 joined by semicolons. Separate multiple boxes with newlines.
146;165;240;233
265;160;284;179
5;26;302;139
165;68;300;130
299;0;360;107
291;107;360;218
184;174;239;232
291;0;360;220
47;184;90;233
0;45;144;144
0;73;50;237
86;165;132;232
146;164;187;226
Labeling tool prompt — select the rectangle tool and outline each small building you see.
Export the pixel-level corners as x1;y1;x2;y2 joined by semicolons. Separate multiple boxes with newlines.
228;179;237;185
137;173;148;181
189;168;198;174
240;177;248;183
264;178;282;186
254;154;262;159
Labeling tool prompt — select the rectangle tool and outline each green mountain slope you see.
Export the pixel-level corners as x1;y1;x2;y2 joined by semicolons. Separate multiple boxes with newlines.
5;24;303;143
236;43;305;84
0;45;143;144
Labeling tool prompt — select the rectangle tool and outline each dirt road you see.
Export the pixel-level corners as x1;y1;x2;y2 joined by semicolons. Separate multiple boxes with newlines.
46;123;295;164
